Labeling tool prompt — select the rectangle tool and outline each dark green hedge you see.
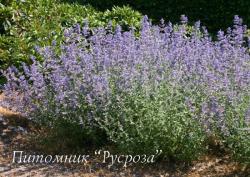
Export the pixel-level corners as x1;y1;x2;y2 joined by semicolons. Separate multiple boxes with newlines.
81;0;250;32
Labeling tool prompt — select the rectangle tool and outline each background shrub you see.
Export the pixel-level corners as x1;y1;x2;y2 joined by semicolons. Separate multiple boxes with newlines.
0;0;142;71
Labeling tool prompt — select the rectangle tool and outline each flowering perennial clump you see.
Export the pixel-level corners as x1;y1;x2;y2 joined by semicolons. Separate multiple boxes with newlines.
1;15;250;161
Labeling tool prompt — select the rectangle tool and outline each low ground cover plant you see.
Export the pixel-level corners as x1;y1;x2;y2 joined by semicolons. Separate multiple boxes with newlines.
1;15;250;162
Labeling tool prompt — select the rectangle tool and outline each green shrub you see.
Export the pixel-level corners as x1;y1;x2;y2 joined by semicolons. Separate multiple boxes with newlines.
227;131;250;163
99;83;206;161
101;6;142;31
222;95;250;163
0;0;142;70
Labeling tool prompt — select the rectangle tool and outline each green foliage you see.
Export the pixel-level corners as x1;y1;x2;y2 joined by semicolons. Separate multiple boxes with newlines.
99;83;206;161
101;6;142;31
33;119;107;154
227;131;250;163
0;0;142;70
222;95;250;163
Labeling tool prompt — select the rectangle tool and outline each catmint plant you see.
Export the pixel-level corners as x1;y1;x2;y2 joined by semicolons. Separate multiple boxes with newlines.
1;15;250;162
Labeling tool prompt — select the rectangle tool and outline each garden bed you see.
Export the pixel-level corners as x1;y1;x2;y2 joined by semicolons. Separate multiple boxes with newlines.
1;9;250;176
0;95;249;177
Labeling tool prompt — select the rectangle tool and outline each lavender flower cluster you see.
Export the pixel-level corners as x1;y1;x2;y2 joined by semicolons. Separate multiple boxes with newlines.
1;15;250;138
